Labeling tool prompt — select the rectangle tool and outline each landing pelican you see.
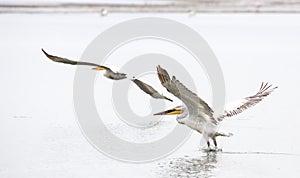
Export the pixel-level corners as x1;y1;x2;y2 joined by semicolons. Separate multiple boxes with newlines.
155;65;277;149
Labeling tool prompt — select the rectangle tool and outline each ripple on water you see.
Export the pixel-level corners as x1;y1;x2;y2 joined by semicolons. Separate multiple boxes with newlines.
156;152;219;178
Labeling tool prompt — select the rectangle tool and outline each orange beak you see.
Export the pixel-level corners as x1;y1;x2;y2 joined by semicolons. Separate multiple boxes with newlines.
92;67;106;71
153;108;183;116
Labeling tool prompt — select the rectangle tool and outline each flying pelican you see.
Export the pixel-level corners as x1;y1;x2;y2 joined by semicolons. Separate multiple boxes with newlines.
42;49;127;80
132;79;173;102
41;49;172;102
155;65;277;149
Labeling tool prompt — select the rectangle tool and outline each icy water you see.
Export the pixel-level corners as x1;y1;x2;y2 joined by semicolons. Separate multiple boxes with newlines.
1;13;300;177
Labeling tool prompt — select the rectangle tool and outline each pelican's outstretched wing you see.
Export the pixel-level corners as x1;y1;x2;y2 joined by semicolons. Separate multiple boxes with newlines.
42;49;127;80
42;49;102;67
132;79;173;102
217;82;277;121
42;49;173;101
157;65;215;123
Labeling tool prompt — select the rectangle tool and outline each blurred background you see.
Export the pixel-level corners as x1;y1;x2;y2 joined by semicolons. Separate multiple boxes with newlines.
1;0;300;178
1;0;300;13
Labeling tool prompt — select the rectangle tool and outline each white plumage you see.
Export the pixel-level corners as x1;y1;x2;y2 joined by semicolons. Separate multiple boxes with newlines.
155;65;277;148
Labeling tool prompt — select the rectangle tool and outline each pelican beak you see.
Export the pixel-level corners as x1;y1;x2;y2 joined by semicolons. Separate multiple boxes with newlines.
154;108;183;116
92;67;106;71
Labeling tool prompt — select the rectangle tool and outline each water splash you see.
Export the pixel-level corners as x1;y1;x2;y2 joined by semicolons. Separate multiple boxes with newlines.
156;152;218;178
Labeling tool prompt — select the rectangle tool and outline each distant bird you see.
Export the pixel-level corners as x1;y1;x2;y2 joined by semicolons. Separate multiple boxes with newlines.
42;49;127;80
41;49;171;102
132;79;173;102
154;65;277;149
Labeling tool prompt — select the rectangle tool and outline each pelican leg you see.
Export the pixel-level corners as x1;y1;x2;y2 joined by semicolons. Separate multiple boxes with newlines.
203;132;210;149
207;141;211;148
211;136;222;152
212;137;217;148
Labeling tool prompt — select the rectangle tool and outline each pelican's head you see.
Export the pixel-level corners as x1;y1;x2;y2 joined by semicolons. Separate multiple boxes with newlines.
153;105;184;116
92;66;107;71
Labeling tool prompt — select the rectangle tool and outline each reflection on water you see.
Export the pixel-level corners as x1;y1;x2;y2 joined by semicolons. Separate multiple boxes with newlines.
157;152;218;178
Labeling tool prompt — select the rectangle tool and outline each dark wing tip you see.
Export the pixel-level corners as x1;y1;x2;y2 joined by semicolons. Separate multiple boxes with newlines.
41;48;50;57
156;65;164;73
156;65;171;84
41;48;56;61
259;82;278;93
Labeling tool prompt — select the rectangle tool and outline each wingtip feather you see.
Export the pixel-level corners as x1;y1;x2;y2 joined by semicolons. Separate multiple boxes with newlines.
41;48;49;56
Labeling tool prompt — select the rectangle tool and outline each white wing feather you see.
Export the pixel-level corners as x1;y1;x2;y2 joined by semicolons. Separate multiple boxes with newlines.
217;82;277;121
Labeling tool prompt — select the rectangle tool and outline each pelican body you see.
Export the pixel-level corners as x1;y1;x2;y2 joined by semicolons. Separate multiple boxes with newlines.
93;66;127;80
155;105;224;148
